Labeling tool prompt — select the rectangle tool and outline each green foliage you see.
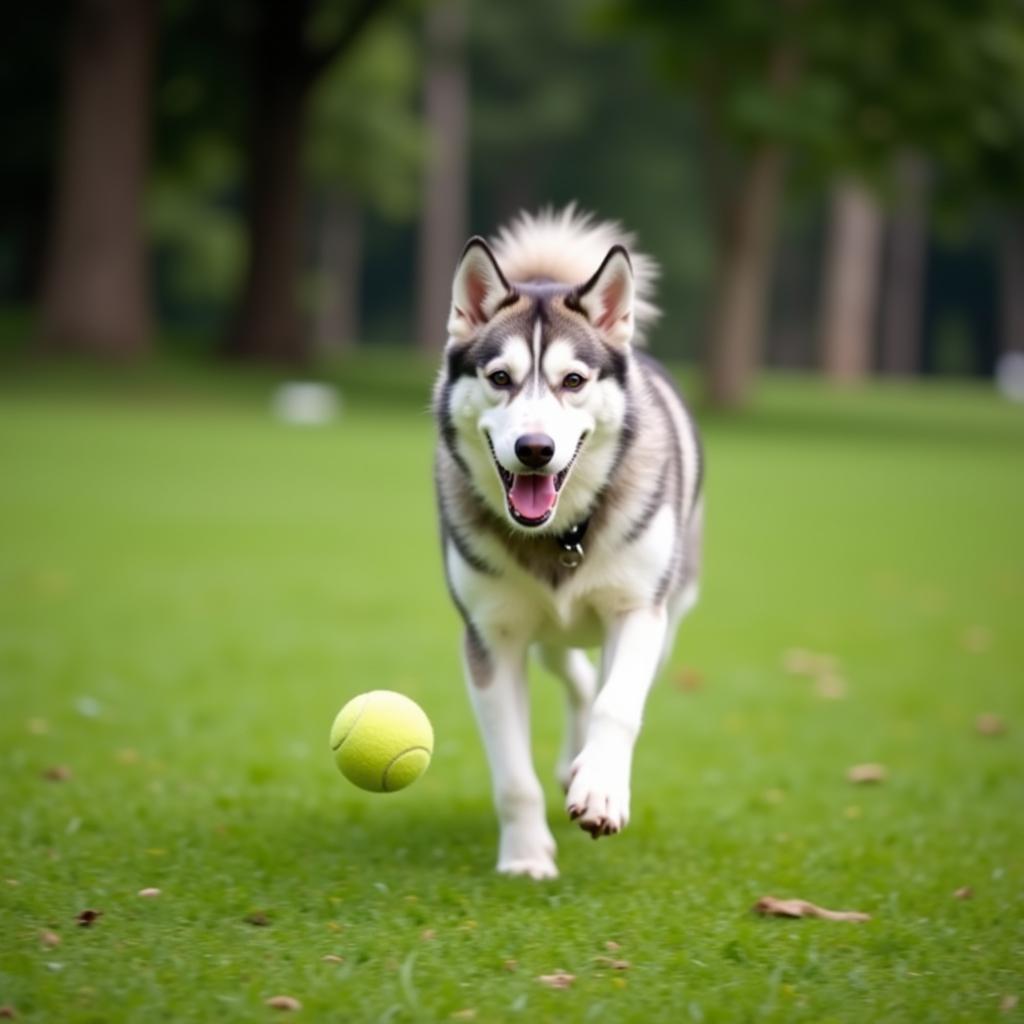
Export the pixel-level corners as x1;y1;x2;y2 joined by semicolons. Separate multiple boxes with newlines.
1;364;1022;1020
306;16;425;219
603;0;1024;207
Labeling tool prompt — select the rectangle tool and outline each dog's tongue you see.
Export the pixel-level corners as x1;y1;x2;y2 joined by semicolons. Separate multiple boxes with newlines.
509;473;557;521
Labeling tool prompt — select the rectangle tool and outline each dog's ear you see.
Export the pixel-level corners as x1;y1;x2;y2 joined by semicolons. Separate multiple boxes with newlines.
573;245;634;346
448;238;514;341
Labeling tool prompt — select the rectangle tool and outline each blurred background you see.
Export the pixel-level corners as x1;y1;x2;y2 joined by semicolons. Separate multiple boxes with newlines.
4;0;1024;404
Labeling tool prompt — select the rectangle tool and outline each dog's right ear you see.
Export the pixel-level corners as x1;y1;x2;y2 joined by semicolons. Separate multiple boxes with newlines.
448;238;514;342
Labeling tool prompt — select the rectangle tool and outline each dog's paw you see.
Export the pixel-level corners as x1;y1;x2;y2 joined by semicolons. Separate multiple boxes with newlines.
565;745;631;838
497;821;558;880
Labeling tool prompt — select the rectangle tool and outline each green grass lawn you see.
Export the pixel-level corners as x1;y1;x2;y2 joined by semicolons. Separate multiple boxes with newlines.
1;360;1022;1022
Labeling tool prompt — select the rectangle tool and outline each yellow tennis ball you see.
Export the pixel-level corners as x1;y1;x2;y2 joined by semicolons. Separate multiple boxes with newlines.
330;690;433;793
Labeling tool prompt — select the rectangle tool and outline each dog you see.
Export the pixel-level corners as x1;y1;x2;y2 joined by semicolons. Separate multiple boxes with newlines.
433;207;704;879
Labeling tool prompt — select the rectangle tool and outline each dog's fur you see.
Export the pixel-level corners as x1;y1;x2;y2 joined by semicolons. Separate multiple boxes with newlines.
433;206;703;879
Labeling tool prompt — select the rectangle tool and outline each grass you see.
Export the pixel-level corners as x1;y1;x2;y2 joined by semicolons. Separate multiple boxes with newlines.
1;358;1022;1022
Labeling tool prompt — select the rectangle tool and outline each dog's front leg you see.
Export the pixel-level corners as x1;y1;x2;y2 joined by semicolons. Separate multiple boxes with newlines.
566;605;667;838
463;631;558;879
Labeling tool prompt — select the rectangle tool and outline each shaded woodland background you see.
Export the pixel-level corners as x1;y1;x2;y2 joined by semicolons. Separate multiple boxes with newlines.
3;0;1024;407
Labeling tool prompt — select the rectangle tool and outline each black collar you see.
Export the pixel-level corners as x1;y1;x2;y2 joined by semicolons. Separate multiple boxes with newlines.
556;518;590;568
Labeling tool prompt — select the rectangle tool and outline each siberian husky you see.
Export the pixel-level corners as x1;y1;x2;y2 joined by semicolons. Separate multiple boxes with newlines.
433;207;704;879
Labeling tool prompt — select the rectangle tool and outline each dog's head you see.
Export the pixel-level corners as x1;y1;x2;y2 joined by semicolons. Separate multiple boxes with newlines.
436;238;636;532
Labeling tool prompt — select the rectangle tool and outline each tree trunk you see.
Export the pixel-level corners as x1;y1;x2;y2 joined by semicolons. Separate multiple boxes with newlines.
704;144;786;408
819;178;884;382
39;0;155;358
225;0;310;364
999;212;1024;354
415;0;468;353
312;189;362;355
879;155;929;374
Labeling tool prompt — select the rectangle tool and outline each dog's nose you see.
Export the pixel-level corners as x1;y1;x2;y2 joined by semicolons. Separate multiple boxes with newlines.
514;433;555;469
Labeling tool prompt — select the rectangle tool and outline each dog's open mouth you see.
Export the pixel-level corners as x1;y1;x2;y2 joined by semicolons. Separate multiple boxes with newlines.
486;435;584;527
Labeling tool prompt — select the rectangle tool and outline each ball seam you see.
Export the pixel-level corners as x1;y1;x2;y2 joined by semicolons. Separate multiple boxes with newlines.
331;694;372;752
381;745;431;792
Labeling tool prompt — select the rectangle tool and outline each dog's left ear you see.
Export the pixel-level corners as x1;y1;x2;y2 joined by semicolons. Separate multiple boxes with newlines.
573;245;634;346
448;238;514;342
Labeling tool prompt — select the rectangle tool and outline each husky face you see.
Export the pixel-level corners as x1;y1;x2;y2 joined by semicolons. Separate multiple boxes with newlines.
439;241;635;532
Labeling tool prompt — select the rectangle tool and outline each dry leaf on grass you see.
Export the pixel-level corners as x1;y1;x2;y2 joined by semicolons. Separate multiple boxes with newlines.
815;674;848;700
604;940;622;951
673;667;704;693
265;996;302;1012
40;930;61;948
976;714;1007;737
0;1007;16;1019
451;1010;477;1021
592;956;630;970
537;971;575;989
754;896;870;923
321;954;344;964
244;911;269;927
137;888;161;898
953;886;974;901
75;910;102;927
42;766;72;782
847;763;887;784
503;959;518;972
420;929;436;942
1000;995;1019;1013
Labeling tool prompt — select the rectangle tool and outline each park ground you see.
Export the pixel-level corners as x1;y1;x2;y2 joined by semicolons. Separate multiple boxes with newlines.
1;356;1022;1022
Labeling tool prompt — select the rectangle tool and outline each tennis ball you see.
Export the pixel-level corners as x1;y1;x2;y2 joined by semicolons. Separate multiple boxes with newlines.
330;690;433;793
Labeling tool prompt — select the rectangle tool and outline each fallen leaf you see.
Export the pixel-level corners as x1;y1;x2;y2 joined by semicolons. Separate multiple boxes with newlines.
42;766;72;782
321;954;344;964
815;674;847;700
976;714;1007;737
962;626;993;653
137;888;161;898
40;930;61;948
604;940;622;952
27;718;49;735
265;996;302;1012
244;912;269;927
753;896;870;923
452;1011;477;1021
503;959;518;972
592;956;630;970
5;880;18;887
1001;995;1019;1013
420;929;436;942
537;972;575;989
673;667;704;693
76;910;102;927
847;763;887;784
953;886;974;901
0;1006;16;1019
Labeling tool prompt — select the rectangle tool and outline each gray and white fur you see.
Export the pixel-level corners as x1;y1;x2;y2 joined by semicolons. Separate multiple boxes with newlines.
433;206;704;879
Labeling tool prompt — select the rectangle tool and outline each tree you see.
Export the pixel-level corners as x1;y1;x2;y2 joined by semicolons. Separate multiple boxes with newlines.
414;0;468;353
305;16;422;354
225;0;389;364
39;0;156;358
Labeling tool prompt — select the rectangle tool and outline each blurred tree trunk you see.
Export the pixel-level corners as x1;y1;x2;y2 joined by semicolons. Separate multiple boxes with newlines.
819;178;884;382
415;0;468;353
879;155;929;374
702;40;797;409
39;0;155;358
226;0;309;364
226;0;385;364
704;143;786;408
313;189;362;354
999;212;1024;354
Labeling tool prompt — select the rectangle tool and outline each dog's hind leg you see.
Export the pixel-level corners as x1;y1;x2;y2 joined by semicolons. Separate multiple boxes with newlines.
537;644;597;792
464;631;558;880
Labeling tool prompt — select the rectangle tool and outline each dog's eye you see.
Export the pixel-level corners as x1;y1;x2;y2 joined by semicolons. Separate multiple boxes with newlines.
562;373;586;391
487;370;512;388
